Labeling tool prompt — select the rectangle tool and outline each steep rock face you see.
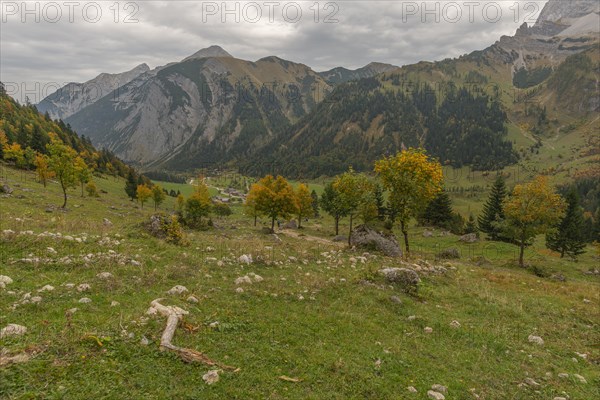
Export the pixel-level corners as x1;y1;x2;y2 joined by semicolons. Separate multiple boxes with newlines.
37;63;150;120
319;62;397;85
535;0;599;24
65;53;331;167
486;0;599;75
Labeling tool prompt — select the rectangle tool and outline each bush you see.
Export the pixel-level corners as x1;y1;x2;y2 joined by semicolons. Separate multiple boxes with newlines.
147;213;188;245
85;181;99;197
213;202;232;217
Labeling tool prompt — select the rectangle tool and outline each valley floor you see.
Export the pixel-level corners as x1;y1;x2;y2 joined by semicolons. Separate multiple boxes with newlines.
0;166;599;399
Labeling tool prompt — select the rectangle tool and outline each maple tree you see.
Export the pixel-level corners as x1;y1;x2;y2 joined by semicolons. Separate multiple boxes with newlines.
375;148;443;254
136;184;152;209
294;183;313;228
503;176;566;267
247;175;296;232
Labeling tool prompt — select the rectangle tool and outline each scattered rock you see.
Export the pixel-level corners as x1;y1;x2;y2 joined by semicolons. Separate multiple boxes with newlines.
235;276;253;285
78;297;92;304
528;335;544;345
407;386;418;393
423;230;434;237
110;301;120;307
103;218;113;227
573;374;587;384
38;285;54;292
424;327;433;334
332;235;347;242
77;283;91;292
46;247;57;255
0;324;27;338
390;295;402;304
202;369;220;385
235;287;244;293
30;296;42;303
248;272;263;283
350;225;402;257
583;298;591;304
238;254;253;265
0;275;13;289
558;373;569;379
407;315;416;321
186;295;199;304
553;397;567;400
524;378;540;387
140;336;150;346
379;268;420;292
66;308;78;314
167;285;188;295
431;384;447;393
459;233;479;243
450;320;461;329
1;184;13;194
427;390;445;400
96;272;113;280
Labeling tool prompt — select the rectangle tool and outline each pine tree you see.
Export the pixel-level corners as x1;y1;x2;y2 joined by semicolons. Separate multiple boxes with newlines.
464;214;478;236
478;175;507;240
546;189;587;259
125;169;138;200
419;190;454;228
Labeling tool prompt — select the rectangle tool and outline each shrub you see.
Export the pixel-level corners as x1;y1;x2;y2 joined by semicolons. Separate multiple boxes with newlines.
85;181;99;197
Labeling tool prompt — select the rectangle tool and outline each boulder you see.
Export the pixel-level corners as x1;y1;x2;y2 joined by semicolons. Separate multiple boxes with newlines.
379;268;420;292
459;233;479;243
0;184;13;194
282;220;298;229
350;225;402;257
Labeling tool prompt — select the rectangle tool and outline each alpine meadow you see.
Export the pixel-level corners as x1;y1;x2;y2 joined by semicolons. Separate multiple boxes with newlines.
1;1;599;399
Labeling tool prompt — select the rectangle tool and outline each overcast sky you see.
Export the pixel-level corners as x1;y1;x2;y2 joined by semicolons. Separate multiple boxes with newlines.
1;1;548;102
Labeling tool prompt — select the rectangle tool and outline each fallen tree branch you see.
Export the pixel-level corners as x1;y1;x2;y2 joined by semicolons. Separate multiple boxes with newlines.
148;299;238;371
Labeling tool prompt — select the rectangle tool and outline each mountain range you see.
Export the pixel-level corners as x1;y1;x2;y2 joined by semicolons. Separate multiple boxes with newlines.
36;0;600;178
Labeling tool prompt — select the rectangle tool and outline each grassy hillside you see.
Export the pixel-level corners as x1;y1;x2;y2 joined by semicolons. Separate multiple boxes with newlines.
1;165;599;399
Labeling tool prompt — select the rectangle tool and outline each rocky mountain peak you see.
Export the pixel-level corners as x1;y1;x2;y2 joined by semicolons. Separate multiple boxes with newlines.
183;45;233;61
535;0;599;25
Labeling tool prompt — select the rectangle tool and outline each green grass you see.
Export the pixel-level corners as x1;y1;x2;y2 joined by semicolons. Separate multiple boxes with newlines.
1;165;599;399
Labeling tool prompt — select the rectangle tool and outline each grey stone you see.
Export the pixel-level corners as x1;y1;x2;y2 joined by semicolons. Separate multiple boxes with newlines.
350;225;402;257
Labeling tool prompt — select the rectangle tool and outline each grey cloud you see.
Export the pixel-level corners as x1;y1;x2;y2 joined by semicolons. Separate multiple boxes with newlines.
0;1;547;102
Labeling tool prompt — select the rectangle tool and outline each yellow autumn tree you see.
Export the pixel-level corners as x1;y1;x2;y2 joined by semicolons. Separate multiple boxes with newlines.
294;183;313;228
333;168;376;245
74;156;91;196
185;179;212;228
136;184;152;208
176;193;185;213
34;152;51;187
248;175;296;232
503;176;566;267
47;136;78;208
4;142;25;168
152;184;166;211
374;148;443;254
